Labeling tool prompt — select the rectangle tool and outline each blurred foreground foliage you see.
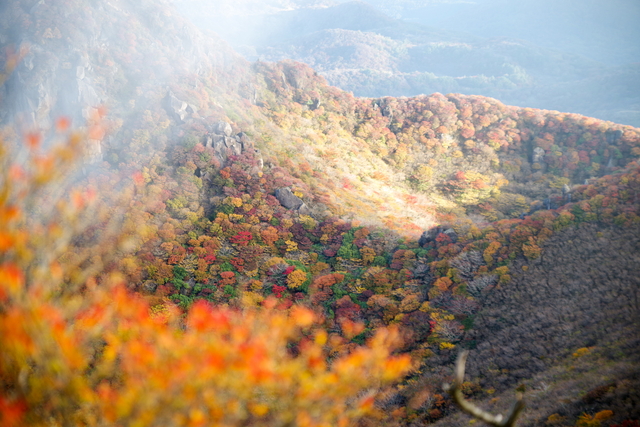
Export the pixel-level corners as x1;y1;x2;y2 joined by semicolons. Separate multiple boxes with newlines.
0;127;410;427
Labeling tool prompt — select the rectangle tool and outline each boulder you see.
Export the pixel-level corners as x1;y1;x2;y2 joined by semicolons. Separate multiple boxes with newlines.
418;226;458;247
212;121;233;137
205;131;257;167
141;280;158;293
224;136;242;156
204;135;213;148
443;228;458;243
186;104;199;115
532;147;545;163
275;187;305;210
236;132;251;150
162;90;188;123
606;129;623;144
298;203;311;215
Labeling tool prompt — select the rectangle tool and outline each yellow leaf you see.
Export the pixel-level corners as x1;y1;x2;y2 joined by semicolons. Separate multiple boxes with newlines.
291;306;315;327
249;403;269;417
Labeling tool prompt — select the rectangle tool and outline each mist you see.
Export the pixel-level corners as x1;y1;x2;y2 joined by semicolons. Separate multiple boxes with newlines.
173;0;640;127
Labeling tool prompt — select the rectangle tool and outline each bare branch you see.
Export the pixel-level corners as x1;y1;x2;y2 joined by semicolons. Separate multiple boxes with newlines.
443;351;525;427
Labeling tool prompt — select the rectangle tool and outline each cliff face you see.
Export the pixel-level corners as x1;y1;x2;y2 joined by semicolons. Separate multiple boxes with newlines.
0;0;244;129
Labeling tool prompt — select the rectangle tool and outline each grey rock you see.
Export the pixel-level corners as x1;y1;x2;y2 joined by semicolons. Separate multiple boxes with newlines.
606;129;623;144
275;187;305;210
141;280;158;293
419;226;457;246
162;90;188;123
205;131;255;167
418;228;439;247
298;203;311;215
186;103;198;115
443;228;458;243
212;121;233;137
255;149;264;170
211;134;225;149
236;132;250;148
532;146;545;163
224;136;242;156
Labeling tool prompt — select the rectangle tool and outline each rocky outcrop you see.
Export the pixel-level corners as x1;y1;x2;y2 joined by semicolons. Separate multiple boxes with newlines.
532;146;545;164
1;45;101;128
202;121;260;167
275;187;310;214
210;120;233;137
163;90;188;123
0;0;250;167
418;226;458;247
162;90;200;123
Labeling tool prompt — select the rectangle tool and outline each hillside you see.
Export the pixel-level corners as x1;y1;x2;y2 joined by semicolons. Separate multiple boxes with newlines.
435;222;640;426
1;0;640;426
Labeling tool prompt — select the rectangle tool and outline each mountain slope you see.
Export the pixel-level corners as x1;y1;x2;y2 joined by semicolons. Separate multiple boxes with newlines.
435;222;640;426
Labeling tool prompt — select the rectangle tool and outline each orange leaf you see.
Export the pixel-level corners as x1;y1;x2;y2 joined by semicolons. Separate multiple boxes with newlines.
25;131;41;149
359;395;375;411
290;306;315;327
50;261;63;281
0;263;24;297
88;124;105;140
132;171;144;186
8;165;25;182
76;303;107;329
0;395;27;427
383;355;411;381
71;189;85;210
187;300;231;332
262;296;277;309
55;116;71;132
33;155;54;175
341;320;364;339
0;206;20;223
205;352;225;372
0;232;15;252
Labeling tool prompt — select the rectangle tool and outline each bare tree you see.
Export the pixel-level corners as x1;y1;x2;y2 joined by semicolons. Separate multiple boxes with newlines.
467;274;498;298
444;351;525;427
451;251;483;281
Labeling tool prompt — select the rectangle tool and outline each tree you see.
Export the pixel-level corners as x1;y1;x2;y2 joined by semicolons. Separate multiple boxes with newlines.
0;131;411;427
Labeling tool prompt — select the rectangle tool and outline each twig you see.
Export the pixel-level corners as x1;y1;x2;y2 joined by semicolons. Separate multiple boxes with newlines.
443;351;525;427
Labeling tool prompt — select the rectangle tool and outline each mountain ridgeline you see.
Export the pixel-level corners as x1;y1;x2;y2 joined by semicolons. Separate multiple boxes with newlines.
1;0;640;425
174;0;640;128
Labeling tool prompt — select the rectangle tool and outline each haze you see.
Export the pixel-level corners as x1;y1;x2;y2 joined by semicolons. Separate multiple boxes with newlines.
174;0;640;127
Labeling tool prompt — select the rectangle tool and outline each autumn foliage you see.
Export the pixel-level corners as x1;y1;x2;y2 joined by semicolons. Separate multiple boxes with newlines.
0;132;411;427
2;5;640;422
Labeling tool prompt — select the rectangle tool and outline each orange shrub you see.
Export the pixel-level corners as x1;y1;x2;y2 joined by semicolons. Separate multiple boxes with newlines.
0;132;412;427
